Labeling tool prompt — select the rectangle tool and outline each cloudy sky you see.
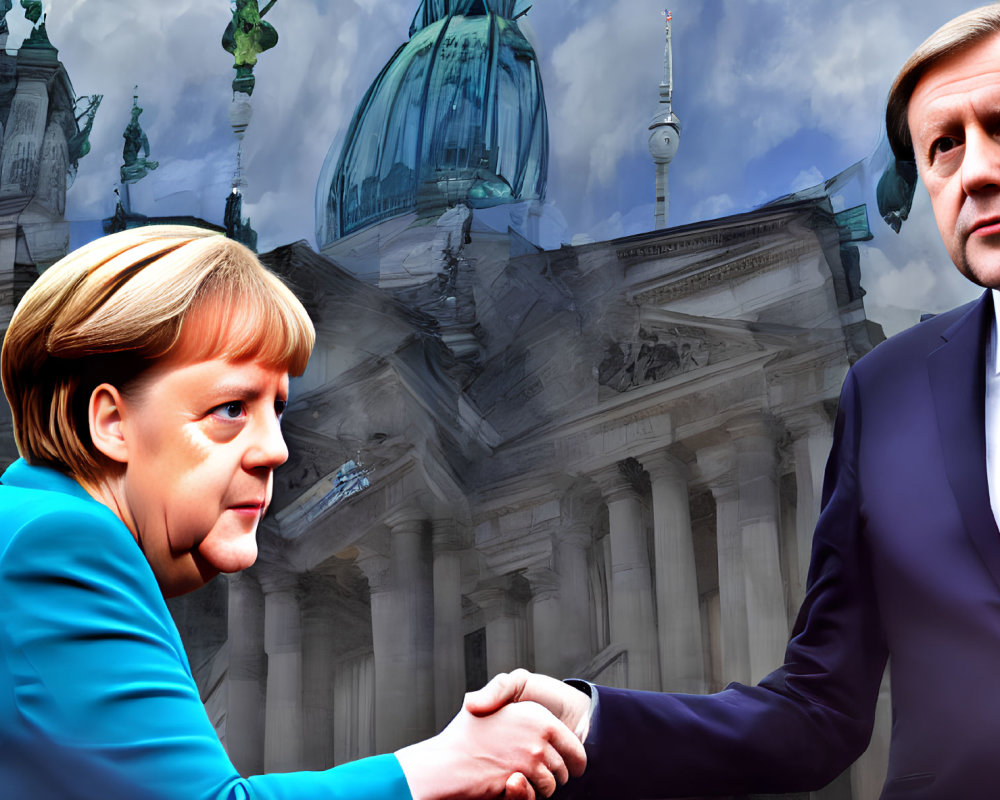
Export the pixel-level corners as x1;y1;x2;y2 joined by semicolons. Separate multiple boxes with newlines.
21;0;991;335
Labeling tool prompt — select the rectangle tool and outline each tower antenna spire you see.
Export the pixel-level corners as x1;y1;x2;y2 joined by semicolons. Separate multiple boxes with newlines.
649;10;681;229
661;9;673;112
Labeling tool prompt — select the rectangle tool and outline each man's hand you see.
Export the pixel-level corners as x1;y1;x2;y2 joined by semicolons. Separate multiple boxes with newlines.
465;668;592;742
395;700;586;800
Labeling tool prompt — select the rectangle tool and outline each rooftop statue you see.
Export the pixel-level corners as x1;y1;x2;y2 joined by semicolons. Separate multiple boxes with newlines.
0;1;12;36
222;0;278;96
120;96;158;185
876;157;917;234
68;94;103;175
20;0;39;25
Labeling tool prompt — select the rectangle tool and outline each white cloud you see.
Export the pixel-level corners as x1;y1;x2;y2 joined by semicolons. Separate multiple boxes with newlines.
691;193;735;221
789;167;824;193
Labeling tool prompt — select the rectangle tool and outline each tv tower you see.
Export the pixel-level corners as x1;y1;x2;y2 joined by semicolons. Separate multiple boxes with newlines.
648;10;681;229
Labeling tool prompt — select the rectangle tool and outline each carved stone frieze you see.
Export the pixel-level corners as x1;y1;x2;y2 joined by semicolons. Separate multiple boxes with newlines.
631;242;814;306
598;326;708;392
615;218;789;261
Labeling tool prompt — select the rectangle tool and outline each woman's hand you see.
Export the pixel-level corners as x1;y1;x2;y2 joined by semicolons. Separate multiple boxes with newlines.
465;669;592;742
395;699;586;800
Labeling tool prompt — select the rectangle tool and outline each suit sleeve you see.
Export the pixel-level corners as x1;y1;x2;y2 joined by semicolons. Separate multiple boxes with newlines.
564;368;888;799
0;502;412;800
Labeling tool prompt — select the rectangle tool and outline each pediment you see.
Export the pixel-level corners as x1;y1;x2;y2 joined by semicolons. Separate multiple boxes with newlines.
596;307;806;397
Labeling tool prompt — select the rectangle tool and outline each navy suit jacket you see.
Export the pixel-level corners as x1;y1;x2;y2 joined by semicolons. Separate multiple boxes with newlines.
567;291;1000;799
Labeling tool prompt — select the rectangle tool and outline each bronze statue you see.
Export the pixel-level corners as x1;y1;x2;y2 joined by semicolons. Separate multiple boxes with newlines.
20;0;40;26
222;0;278;96
120;95;158;185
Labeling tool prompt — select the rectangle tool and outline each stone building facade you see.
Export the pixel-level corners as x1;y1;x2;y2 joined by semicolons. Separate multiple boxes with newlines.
169;194;889;799
0;30;99;466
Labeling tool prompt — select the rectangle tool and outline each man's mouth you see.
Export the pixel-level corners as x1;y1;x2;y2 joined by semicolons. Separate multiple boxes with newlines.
970;216;1000;236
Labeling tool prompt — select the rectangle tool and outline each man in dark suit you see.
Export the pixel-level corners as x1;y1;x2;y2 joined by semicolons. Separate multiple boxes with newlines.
468;6;1000;798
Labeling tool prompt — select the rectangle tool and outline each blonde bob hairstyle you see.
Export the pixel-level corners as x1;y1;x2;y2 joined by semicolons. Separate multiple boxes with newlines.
886;3;1000;161
1;224;315;485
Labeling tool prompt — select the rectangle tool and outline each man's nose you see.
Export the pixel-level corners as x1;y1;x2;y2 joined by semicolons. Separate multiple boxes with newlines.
961;125;1000;194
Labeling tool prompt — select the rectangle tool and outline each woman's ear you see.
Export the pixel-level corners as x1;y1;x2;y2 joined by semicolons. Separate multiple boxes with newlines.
89;383;129;464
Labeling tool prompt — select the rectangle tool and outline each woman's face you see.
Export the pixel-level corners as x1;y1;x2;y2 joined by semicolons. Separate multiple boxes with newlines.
112;352;289;596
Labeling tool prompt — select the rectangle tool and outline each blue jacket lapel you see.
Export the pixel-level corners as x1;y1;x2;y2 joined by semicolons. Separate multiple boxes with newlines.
927;290;1000;588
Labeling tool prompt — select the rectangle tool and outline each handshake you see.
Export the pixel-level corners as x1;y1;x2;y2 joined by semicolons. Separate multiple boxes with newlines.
395;668;593;800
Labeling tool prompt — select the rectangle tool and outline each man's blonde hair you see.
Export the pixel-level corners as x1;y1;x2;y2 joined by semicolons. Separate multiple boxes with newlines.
887;3;1000;161
2;225;315;484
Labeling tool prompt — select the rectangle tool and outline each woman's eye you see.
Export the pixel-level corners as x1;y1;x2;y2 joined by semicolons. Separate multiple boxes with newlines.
274;399;287;418
214;401;244;420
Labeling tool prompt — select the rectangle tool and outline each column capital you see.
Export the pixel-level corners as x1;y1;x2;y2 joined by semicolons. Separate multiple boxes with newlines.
432;518;466;552
469;576;529;620
644;451;689;483
523;567;561;603
355;551;392;594
384;506;427;535
256;565;300;596
557;521;593;550
783;405;833;438
593;459;645;503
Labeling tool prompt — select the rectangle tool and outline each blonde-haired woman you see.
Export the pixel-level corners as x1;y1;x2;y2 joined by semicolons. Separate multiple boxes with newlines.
0;225;584;799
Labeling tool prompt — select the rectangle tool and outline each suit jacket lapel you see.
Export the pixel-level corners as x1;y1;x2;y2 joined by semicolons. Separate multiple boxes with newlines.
927;290;1000;588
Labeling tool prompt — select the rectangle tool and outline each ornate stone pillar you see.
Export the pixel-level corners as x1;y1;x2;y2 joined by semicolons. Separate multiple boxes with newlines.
470;577;529;676
732;420;788;684
555;522;594;675
225;571;266;777
647;453;704;693
594;461;660;691
300;573;338;770
260;570;304;772
709;471;750;684
789;410;835;596
1;58;57;197
432;518;466;730
525;565;563;676
359;510;435;753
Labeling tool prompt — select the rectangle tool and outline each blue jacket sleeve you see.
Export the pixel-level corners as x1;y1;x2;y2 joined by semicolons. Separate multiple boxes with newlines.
563;368;887;799
0;498;412;800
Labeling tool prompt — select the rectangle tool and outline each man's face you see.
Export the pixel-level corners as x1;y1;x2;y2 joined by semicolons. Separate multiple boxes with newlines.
909;32;1000;288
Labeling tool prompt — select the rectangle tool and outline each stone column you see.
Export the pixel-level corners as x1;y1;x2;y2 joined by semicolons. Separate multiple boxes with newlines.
594;462;660;691
555;523;594;675
432;519;466;730
1;60;57;197
360;510;435;753
260;570;304;772
225;572;266;777
647;453;704;693
789;410;835;594
525;565;563;676
300;574;338;770
732;420;788;684
470;578;529;676
710;473;750;684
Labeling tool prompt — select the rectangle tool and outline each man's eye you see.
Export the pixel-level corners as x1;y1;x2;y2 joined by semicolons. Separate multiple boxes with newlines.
930;136;959;158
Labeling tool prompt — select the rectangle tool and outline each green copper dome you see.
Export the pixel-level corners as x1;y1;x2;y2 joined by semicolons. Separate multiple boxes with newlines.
316;0;548;246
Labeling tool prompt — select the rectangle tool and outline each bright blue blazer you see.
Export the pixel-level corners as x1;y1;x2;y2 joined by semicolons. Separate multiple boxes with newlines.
0;458;412;800
565;291;1000;799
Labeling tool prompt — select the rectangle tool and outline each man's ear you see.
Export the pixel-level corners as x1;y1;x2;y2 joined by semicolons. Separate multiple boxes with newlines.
89;383;129;464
